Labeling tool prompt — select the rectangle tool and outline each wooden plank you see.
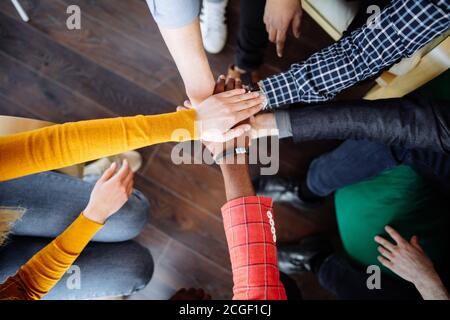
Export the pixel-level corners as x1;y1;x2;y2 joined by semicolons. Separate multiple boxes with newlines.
0;0;178;94
134;174;230;268
0;52;113;122
0;12;173;117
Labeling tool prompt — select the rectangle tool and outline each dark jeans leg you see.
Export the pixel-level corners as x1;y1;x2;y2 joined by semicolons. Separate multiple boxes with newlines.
306;140;398;197
0;236;153;299
317;254;420;300
235;0;268;71
0;171;150;242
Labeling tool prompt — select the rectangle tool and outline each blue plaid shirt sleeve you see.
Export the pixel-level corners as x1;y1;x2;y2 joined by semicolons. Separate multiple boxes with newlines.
260;0;450;108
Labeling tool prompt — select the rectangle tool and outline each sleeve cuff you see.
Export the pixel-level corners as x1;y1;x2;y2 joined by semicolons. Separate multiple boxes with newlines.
274;110;293;139
55;213;103;255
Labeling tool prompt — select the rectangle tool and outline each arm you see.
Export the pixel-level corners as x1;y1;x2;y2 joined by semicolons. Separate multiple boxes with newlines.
252;97;450;154
159;19;215;106
0;162;133;300
219;154;287;300
146;0;214;105
375;226;450;300
0;110;197;181
260;0;450;108
0;90;263;182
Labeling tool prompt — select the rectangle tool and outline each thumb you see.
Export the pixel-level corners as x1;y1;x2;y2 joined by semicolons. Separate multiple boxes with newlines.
98;162;117;182
292;13;301;38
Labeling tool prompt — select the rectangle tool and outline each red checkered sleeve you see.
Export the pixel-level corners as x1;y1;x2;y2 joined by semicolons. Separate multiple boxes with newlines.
221;196;287;300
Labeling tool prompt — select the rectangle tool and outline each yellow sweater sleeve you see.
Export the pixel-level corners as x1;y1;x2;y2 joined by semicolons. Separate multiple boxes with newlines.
0;109;197;181
0;214;103;300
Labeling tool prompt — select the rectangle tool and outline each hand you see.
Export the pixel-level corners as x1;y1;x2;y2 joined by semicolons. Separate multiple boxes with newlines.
194;84;263;142
249;112;278;139
375;226;436;285
170;288;212;300
264;0;302;58
83;160;134;224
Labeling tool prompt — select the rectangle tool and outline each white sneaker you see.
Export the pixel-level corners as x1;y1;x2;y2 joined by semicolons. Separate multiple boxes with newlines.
200;0;228;54
83;151;143;178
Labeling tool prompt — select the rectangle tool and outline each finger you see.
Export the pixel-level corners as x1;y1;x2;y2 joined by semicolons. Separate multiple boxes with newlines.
276;29;287;58
235;103;264;123
374;235;395;252
377;256;394;269
214;75;226;94
268;26;277;43
177;106;188;112
231;97;264;112
410;235;423;251
222;124;252;142
292;12;302;38
236;78;243;89
126;180;134;197
377;246;393;260
183;100;193;109
98;162;117;182
216;88;246;98
225;77;236;91
114;160;130;181
385;225;406;245
225;91;261;104
123;169;134;188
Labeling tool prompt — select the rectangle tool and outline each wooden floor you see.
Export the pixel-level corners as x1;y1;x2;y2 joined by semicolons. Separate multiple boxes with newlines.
0;0;371;299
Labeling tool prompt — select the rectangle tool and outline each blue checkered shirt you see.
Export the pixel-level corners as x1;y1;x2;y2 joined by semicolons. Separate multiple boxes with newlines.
260;0;450;108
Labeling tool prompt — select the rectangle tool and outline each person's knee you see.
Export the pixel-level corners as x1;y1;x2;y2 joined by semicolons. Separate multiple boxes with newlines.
93;189;150;242
124;241;154;293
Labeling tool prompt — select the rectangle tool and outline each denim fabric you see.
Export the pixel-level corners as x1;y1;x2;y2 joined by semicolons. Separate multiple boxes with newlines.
0;171;150;242
0;171;153;299
306;140;398;197
318;254;420;300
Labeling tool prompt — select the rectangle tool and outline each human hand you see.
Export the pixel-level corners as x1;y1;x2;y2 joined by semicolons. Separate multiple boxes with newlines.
197;76;251;159
249;112;278;139
264;0;302;57
375;226;436;285
193;76;264;142
83;160;134;224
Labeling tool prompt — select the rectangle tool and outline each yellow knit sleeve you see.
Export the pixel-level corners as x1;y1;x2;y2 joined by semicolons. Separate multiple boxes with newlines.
0;109;197;181
0;214;103;300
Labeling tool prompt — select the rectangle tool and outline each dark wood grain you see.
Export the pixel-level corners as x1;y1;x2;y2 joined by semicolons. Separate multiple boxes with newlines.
0;0;367;300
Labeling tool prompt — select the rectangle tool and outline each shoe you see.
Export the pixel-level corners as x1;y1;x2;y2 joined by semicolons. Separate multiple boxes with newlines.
200;0;228;54
253;176;324;211
277;235;333;274
83;151;143;177
227;64;260;86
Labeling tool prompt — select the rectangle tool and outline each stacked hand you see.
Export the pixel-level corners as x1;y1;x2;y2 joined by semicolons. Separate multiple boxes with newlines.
193;75;264;142
375;225;449;299
264;0;302;57
83;160;134;224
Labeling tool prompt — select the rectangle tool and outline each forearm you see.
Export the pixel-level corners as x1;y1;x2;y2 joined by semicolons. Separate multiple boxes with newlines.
219;154;286;300
287;97;449;154
415;273;450;300
0;110;197;181
0;214;102;300
159;19;215;105
260;0;450;107
219;155;254;200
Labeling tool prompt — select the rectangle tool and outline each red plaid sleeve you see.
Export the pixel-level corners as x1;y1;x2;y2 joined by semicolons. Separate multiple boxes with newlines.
221;196;287;300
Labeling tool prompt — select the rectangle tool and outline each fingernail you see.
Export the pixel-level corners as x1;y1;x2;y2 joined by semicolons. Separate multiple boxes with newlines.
219;75;226;79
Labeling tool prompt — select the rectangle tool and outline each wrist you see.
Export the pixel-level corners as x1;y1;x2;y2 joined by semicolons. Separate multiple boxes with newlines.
83;206;107;225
